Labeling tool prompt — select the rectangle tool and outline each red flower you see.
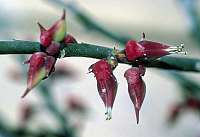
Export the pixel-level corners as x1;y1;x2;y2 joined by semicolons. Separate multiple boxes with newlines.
89;60;118;120
125;39;185;61
22;52;56;98
124;67;146;124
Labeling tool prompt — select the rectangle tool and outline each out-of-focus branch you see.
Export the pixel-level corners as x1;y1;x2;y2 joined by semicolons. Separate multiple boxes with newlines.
0;40;199;72
45;0;130;45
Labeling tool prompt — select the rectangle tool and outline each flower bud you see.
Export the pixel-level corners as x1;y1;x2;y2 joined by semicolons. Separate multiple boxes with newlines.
125;40;186;61
22;52;56;98
89;60;118;120
38;9;67;47
124;67;146;124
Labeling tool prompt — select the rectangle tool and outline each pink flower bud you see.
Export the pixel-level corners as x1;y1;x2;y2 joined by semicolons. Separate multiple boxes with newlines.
124;67;146;124
63;34;77;44
38;10;66;47
125;40;186;61
89;60;118;120
22;52;56;98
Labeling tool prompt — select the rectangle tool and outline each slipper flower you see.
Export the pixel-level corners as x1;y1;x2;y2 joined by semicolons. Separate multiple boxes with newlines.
125;40;185;61
89;60;118;120
124;67;146;124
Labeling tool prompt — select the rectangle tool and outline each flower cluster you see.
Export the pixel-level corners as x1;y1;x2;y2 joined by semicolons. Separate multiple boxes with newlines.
21;10;186;124
21;10;77;98
89;34;186;123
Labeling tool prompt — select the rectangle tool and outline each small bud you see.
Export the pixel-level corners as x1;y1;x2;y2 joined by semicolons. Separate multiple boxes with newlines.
124;67;146;124
89;60;118;120
125;40;186;61
63;34;77;44
22;52;56;98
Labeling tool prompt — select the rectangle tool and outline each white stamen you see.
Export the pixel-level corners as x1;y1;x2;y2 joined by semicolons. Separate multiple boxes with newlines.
166;44;186;55
105;107;112;120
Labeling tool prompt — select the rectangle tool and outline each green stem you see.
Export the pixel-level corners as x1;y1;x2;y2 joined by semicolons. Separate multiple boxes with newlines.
0;40;200;72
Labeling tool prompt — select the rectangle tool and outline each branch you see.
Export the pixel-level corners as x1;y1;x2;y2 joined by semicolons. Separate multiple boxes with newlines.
0;40;200;72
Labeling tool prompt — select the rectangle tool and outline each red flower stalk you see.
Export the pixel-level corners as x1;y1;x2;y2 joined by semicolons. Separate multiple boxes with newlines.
89;60;118;120
38;9;66;47
63;34;77;44
22;52;56;98
124;67;146;124
125;39;186;61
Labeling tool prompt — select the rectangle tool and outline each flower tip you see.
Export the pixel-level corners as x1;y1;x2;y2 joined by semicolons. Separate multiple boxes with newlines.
61;9;66;20
135;107;140;124
105;107;112;120
141;32;146;40
37;22;46;33
21;88;31;98
167;43;186;55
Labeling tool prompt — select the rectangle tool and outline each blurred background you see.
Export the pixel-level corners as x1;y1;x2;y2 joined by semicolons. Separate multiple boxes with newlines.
0;0;200;137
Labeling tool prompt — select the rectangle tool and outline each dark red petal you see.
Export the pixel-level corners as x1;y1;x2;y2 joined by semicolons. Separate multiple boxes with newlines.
138;40;170;50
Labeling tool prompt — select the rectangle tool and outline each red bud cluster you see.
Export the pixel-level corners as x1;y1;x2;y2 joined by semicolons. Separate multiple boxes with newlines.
22;10;77;98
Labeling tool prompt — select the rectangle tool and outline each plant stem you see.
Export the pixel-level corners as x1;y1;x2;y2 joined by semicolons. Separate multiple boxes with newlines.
0;40;200;72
